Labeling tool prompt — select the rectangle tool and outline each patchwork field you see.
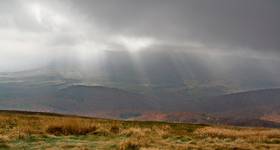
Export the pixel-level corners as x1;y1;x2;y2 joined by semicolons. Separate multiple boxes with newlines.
0;111;280;150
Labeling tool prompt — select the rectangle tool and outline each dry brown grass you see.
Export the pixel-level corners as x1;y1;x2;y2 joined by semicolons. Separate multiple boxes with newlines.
120;127;151;138
195;126;280;140
119;139;141;150
119;137;152;150
46;118;97;135
153;125;171;139
0;112;280;150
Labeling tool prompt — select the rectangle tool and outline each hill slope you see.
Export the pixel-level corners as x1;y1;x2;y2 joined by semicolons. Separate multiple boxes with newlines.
197;88;280;126
52;85;159;114
201;88;280;116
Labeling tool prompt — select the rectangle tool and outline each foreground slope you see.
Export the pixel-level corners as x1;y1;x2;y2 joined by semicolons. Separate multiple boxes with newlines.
0;111;280;150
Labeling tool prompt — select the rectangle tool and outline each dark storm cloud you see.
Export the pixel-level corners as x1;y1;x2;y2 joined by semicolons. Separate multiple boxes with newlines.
0;0;280;72
69;0;280;52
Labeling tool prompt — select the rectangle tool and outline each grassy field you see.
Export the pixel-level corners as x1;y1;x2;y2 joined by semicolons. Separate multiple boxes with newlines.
0;111;280;150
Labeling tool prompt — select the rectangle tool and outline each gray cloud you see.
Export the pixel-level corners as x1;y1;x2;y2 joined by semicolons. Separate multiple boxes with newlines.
67;0;280;52
0;0;280;72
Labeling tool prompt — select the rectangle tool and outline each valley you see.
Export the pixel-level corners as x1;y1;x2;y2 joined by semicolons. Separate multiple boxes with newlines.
1;68;280;128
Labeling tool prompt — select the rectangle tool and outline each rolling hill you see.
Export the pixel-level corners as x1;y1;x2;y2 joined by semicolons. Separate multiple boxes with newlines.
199;88;280;127
1;64;280;127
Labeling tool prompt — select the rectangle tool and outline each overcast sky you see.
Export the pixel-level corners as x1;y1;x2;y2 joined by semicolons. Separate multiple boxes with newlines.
0;0;280;72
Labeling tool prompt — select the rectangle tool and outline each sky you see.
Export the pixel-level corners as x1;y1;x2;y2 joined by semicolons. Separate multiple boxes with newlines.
0;0;280;72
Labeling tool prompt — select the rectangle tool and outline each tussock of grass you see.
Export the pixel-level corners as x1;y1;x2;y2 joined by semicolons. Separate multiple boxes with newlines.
91;127;112;136
153;125;171;139
110;125;120;134
0;136;10;149
0;143;10;149
45;119;98;135
46;125;97;136
119;137;152;150
119;140;141;150
120;127;151;138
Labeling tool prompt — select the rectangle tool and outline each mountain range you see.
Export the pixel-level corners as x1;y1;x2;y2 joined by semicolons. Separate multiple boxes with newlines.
1;50;280;127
